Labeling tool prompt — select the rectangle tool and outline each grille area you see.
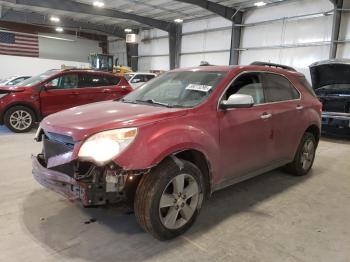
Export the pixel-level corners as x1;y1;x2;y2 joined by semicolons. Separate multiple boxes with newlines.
42;131;75;177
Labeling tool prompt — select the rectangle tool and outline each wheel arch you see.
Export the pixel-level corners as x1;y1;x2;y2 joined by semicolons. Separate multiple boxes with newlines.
169;149;213;198
305;124;320;146
2;102;41;123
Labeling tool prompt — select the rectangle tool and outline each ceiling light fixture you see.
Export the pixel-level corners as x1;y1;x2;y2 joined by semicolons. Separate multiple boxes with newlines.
124;28;133;33
50;16;60;22
254;1;267;7
174;18;183;23
55;27;64;33
93;1;105;8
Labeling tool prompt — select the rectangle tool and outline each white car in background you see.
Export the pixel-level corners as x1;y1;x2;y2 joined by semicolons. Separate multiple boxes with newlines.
124;72;157;89
0;76;31;86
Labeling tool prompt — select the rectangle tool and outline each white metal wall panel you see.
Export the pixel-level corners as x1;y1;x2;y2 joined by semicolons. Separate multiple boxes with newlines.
180;17;232;68
181;51;230;68
337;44;350;59
139;38;169;56
182;16;231;34
283;16;332;44
244;0;333;24
339;12;350;40
241;23;283;48
139;56;169;71
39;34;101;62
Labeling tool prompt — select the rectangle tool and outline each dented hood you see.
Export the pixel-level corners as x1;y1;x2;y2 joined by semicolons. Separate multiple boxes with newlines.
41;100;188;141
309;59;350;89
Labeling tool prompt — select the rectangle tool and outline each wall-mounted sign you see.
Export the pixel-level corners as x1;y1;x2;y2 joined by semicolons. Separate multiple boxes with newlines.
126;34;139;43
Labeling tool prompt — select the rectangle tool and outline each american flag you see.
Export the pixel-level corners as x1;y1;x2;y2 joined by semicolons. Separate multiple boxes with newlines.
0;31;39;57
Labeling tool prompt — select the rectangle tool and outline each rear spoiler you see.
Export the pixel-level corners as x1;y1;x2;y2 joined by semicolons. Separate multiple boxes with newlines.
250;61;297;72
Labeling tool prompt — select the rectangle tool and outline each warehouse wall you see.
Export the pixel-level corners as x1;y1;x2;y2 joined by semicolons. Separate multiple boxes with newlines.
0;54;89;79
181;17;232;67
39;33;101;62
108;37;128;66
240;0;334;79
137;0;349;80
138;29;170;71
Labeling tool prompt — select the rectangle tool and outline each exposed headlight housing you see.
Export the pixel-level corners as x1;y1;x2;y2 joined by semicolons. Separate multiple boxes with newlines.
0;93;9;99
78;128;138;165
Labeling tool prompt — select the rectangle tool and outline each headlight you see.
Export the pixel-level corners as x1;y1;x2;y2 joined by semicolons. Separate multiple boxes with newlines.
78;128;138;165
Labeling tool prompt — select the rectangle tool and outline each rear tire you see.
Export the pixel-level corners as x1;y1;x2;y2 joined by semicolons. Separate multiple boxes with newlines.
284;132;316;176
4;106;35;133
134;158;204;240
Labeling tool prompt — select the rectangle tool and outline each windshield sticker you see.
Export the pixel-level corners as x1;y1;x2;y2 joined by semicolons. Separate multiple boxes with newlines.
186;84;213;92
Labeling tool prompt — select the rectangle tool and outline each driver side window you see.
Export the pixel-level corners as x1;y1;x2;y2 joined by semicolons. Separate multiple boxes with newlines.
46;74;78;89
225;72;265;105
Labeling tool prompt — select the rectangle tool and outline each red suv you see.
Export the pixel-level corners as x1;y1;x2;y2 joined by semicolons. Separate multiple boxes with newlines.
0;69;132;132
32;62;322;240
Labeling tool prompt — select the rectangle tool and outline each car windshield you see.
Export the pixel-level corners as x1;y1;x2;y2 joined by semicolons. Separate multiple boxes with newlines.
17;70;59;87
0;77;15;85
122;71;227;108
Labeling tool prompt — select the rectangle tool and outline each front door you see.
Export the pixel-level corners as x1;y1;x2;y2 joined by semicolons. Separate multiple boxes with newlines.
39;73;79;116
218;72;274;184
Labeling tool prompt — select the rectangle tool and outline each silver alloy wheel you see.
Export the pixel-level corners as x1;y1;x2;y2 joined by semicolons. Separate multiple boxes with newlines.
300;139;315;170
9;110;32;131
159;173;200;230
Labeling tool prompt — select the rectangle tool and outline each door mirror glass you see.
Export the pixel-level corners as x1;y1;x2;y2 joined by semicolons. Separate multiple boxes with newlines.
220;94;254;109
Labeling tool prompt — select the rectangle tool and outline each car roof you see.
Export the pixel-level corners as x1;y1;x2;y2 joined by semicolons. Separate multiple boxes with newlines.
172;65;304;77
59;69;119;76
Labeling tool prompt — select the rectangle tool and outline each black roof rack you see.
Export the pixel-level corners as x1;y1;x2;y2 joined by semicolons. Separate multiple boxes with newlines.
250;61;297;72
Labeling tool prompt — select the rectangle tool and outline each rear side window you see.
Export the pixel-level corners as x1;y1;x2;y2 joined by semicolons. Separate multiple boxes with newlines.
145;74;155;81
263;73;300;102
107;76;120;85
79;74;109;88
298;77;317;97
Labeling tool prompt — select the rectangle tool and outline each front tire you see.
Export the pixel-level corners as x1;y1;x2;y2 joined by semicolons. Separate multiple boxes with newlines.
285;132;316;176
4;106;35;133
134;158;204;240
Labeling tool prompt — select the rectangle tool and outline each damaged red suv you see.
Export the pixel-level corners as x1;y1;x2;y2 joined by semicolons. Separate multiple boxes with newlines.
33;62;322;240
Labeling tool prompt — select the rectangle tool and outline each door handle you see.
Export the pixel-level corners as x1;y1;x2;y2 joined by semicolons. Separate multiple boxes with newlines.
260;112;272;120
102;89;112;93
296;105;304;110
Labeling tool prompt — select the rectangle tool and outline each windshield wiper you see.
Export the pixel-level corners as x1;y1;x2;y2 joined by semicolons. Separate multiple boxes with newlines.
135;99;170;107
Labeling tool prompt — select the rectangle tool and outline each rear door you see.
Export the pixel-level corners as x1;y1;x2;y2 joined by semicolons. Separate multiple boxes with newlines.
262;72;303;161
39;73;79;116
78;73;125;103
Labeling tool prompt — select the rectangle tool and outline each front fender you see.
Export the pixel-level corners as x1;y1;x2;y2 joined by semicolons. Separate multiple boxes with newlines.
114;119;220;175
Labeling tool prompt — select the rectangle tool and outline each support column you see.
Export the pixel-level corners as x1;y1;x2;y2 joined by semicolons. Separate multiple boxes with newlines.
169;23;182;69
230;11;243;65
127;43;138;71
329;0;343;59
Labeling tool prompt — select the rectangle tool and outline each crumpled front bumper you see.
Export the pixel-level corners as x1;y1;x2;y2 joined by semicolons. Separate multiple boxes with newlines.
32;155;90;205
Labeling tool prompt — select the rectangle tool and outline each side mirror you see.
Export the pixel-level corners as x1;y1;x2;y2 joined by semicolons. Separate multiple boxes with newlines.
43;82;54;90
220;94;254;109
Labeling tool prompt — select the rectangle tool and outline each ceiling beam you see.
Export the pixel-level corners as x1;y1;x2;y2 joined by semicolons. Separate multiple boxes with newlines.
174;0;239;20
0;7;126;38
2;0;172;31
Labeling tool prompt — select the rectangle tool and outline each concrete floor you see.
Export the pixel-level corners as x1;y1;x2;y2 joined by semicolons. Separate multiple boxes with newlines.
0;126;349;262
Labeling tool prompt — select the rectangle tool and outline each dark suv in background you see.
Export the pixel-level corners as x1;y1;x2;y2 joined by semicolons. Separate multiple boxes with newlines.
0;69;132;132
310;59;350;134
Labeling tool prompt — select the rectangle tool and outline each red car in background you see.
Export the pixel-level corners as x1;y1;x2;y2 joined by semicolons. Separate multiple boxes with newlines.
0;69;132;132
